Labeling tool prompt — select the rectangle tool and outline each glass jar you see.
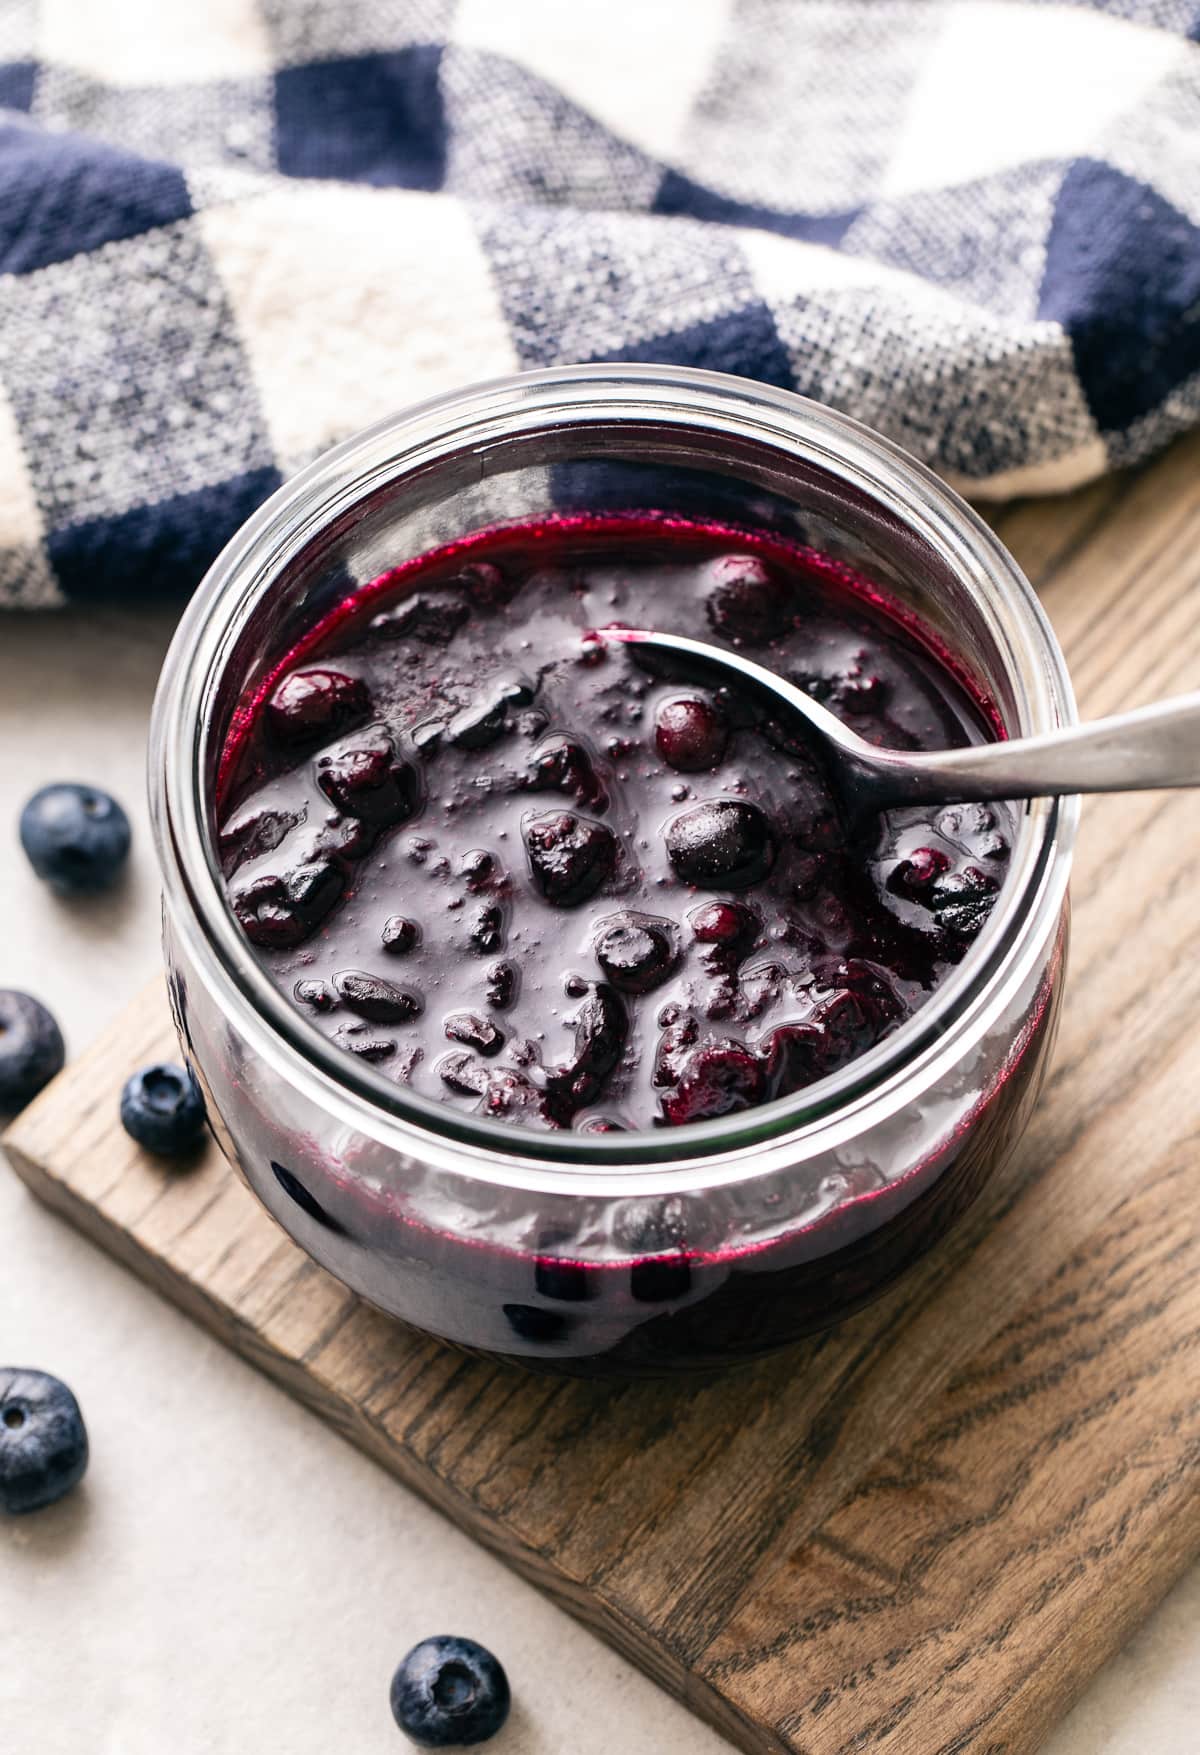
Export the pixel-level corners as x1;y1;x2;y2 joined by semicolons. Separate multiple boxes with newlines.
149;365;1077;1374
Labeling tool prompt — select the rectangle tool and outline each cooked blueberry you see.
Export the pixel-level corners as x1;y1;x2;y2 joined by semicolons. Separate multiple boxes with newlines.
468;901;505;954
371;589;469;646
333;971;422;1023
592;912;678;994
333;1025;396;1061
0;1369;88;1515
381;915;421;955
630;1256;692;1302
689;900;759;949
454;560;515;610
232;857;345;948
120;1063;206;1156
412;720;444;755
438;1051;490;1096
524;811;616;907
448;695;509;751
314;814;378;862
294;978;335;1012
0;991;64;1113
265;668;369;747
526;735;606;811
485;961;518;1009
706;554;789;644
887;846;951;897
219;803;305;875
666;799;777;891
545;984;627;1119
389;1636;510;1747
503;1303;567;1342
534;1258;591;1301
929;866;1000;938
444;1013;504;1056
659;1041;765;1125
316;727;419;826
459;849;495;889
270;1162;348;1235
19;783;131;894
654;694;728;772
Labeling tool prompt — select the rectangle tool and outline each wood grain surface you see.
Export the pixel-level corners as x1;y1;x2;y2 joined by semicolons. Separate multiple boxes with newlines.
6;432;1200;1755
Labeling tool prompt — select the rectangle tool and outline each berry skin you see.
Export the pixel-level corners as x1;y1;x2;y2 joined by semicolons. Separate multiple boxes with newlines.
689;900;759;950
0;1369;88;1515
265;668;369;748
523;811;617;907
0;990;65;1113
371;590;469;646
666;799;777;891
19;783;131;894
120;1063;207;1156
390;1637;510;1748
655;695;728;773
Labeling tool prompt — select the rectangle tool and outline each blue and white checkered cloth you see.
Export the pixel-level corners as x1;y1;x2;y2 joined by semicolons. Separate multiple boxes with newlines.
1;0;1198;609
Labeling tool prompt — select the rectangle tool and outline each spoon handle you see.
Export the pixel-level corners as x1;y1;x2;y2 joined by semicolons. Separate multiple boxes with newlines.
895;692;1200;804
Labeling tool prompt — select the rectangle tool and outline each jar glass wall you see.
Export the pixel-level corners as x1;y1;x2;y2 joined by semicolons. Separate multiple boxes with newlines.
151;367;1077;1373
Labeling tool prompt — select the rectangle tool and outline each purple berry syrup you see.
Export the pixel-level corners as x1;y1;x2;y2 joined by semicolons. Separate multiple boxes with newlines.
217;514;1015;1135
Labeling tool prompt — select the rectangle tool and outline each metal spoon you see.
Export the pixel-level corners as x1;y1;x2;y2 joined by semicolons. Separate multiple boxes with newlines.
597;627;1200;820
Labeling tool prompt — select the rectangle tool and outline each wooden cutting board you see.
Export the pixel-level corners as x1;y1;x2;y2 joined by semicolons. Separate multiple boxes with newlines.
6;434;1200;1755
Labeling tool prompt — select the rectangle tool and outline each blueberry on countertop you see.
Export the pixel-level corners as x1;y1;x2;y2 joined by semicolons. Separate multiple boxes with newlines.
390;1636;511;1747
0;1369;89;1514
0;990;65;1113
19;783;131;894
120;1063;207;1156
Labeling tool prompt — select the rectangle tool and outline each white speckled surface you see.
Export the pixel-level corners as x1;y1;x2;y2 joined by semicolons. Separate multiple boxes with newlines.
2;607;1197;1753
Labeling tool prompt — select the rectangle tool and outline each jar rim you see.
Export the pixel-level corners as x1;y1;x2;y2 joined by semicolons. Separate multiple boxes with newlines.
149;364;1078;1192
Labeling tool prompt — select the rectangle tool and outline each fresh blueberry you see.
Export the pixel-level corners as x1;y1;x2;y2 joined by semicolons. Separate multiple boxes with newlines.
119;1062;207;1156
0;1368;89;1515
390;1636;511;1748
265;668;369;748
19;783;131;894
523;811;616;907
665;799;777;891
0;990;65;1113
654;694;728;773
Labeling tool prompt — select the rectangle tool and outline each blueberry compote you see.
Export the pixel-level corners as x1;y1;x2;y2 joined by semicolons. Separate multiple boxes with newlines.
202;513;1068;1369
219;514;1015;1138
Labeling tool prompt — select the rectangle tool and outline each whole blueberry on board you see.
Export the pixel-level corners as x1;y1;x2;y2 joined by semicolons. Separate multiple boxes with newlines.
119;1063;207;1156
19;783;131;893
390;1636;511;1747
0;1369;89;1515
0;990;65;1113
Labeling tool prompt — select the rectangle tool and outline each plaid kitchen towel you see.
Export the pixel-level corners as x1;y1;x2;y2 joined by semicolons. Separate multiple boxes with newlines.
0;1;1198;609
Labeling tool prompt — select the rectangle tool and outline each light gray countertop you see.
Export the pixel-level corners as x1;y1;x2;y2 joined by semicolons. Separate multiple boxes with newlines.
2;606;1196;1753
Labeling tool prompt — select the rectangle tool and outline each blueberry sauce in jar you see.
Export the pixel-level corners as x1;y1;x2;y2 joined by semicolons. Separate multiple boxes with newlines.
217;514;1014;1136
